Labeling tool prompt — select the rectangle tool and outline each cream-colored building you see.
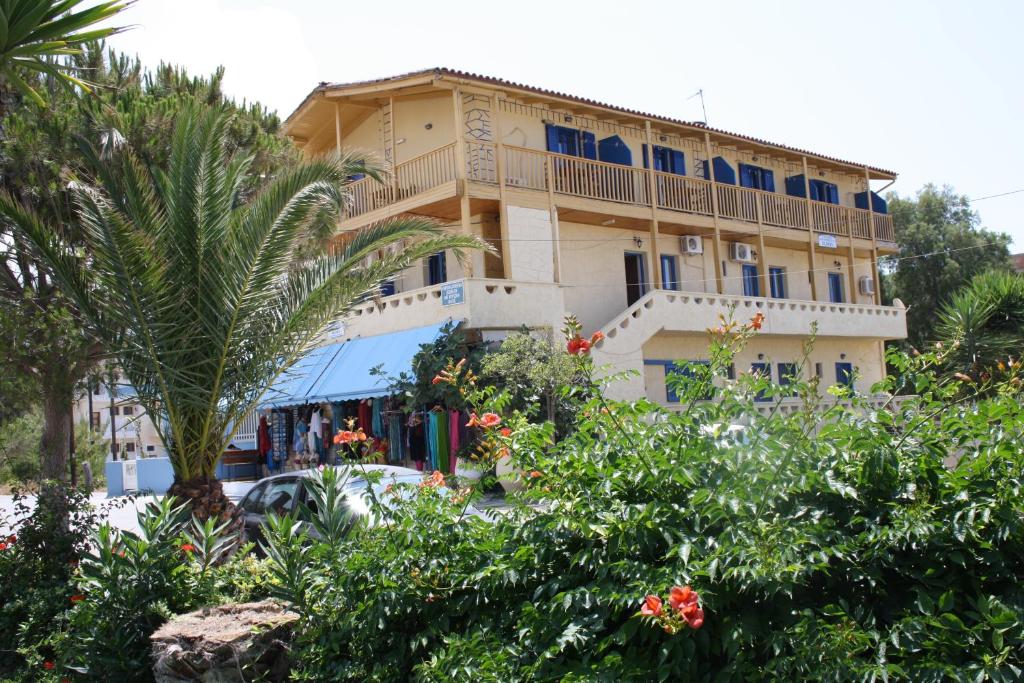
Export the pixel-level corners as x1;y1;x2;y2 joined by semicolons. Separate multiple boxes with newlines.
73;378;166;459
284;68;906;407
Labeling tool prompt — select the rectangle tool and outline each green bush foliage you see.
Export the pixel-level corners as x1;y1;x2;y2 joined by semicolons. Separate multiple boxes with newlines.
264;315;1024;682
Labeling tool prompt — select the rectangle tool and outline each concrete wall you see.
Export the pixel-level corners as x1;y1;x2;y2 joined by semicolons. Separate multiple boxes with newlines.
506;206;555;282
394;93;455;163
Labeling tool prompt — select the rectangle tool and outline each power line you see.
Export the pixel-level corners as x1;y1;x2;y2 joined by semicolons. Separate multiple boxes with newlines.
968;188;1024;202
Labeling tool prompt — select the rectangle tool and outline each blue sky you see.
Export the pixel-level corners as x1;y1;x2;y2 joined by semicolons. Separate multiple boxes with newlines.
107;0;1023;251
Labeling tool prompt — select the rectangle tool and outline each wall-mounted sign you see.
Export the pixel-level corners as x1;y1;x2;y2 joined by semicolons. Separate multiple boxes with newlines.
441;280;465;306
123;459;138;491
817;234;838;249
326;321;346;339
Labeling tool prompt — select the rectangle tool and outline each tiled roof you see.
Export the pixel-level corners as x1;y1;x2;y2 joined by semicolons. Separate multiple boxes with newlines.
287;67;896;177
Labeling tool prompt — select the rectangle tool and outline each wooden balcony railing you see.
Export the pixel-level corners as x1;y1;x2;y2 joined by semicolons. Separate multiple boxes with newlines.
344;141;897;244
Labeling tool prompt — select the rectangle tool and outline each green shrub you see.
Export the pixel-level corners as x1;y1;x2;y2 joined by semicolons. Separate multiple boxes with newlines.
265;316;1024;682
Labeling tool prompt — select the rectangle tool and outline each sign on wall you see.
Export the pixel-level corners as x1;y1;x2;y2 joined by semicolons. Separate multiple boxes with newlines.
817;234;838;249
122;459;138;491
441;280;465;306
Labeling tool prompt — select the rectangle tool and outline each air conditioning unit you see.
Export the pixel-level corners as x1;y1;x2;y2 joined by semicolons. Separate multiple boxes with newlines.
680;235;703;255
729;242;755;263
859;276;875;295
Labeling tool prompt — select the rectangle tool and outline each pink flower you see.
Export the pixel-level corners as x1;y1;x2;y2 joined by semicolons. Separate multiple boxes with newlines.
479;413;501;428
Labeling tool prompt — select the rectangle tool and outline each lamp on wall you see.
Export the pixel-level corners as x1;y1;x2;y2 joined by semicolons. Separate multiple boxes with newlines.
833;261;842;269
840;353;847;360
633;236;643;248
424;123;433;130
564;114;573;123
757;353;765;360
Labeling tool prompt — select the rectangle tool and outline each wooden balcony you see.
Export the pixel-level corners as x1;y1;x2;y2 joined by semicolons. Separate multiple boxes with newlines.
342;142;896;244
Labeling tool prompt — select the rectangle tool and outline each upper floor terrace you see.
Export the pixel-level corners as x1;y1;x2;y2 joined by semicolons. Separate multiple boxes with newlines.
285;69;898;305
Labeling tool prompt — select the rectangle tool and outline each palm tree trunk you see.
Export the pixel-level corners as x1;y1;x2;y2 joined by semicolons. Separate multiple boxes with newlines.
167;476;243;530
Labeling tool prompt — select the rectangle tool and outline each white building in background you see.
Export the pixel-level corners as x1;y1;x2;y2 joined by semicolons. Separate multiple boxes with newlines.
73;378;165;459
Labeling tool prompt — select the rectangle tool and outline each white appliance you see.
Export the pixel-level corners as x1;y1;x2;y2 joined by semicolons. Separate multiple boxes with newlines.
729;242;755;263
680;235;704;255
859;276;875;295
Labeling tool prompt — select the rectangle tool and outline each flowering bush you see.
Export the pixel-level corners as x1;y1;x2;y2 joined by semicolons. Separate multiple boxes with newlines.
260;313;1024;681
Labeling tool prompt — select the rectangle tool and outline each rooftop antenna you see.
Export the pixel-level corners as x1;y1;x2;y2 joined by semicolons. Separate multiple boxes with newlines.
687;89;707;125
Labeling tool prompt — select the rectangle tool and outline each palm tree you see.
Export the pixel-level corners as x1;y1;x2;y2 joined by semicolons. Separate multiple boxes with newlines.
936;271;1024;380
0;0;130;110
6;105;483;520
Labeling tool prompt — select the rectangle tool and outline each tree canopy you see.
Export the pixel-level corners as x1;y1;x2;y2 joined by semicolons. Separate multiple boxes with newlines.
883;184;1011;349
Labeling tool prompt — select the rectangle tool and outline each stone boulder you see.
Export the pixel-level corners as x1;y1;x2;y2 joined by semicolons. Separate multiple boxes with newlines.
151;600;297;683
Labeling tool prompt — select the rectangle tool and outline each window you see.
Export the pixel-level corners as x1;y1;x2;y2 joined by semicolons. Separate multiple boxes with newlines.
125;442;135;453
380;280;396;297
660;255;680;291
122;406;134;416
836;362;854;389
828;273;844;303
241;483;268;514
750;362;771;402
90;412;101;429
146;445;155;452
742;264;760;297
624;252;649;306
262;479;300;516
778;362;799;396
784;175;839;204
545;123;596;159
769;267;787;298
643;145;685;175
647;360;711;403
701;157;736;185
814;362;823;378
739;163;776;192
427;252;447;286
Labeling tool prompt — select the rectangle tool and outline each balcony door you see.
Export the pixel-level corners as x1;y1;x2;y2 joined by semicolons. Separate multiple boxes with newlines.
742;264;760;297
828;272;844;303
624;252;649;307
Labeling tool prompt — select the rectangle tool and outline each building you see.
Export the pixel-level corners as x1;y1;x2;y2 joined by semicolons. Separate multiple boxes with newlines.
73;377;166;460
1012;253;1024;273
283;68;907;408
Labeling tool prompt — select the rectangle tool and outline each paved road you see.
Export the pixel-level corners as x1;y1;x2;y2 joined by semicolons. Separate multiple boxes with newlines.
0;482;254;537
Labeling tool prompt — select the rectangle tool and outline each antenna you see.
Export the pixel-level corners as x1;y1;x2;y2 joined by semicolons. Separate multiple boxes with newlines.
687;89;707;125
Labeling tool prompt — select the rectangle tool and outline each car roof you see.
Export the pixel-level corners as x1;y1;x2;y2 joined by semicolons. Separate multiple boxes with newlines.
248;464;422;487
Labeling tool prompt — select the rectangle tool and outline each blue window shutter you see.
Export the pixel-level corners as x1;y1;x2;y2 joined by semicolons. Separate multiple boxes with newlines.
701;159;710;180
808;179;823;202
739;163;754;188
786;174;806;198
872;191;887;214
836;362;854;389
545;123;559;153
713;157;736;185
854;190;868;210
652;145;664;171
349;173;366;181
670;150;686;176
642;144;649;169
762;169;775;192
380;280;396;296
581;131;597;160
598;135;632;166
826;183;839;205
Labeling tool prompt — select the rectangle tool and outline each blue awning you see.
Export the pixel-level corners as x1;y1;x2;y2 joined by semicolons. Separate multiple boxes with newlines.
260;321;450;407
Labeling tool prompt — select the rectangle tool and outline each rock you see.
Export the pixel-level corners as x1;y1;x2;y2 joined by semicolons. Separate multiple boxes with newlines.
151;600;297;683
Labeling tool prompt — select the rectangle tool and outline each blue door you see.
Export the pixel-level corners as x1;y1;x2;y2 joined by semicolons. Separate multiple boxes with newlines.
742;264;760;297
661;254;679;291
828;272;844;303
427;252;447;286
769;267;786;298
835;362;854;389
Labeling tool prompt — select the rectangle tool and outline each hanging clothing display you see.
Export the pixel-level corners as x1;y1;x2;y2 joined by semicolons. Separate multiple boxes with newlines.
358;400;373;436
448;410;461;472
294;418;308;455
257;415;271;457
270;411;288;472
409;414;426;470
387;414;404;464
309;407;322;455
372;398;384;439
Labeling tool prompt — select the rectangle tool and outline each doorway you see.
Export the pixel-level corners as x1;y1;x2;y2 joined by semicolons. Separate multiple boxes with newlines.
624;252;649;306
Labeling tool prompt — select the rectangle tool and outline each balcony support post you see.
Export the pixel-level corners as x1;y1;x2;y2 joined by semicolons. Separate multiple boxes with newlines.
544;154;563;283
388;97;398;201
703;133;724;294
864;167;881;305
452;87;474;276
644;121;662;289
846;234;858;306
753;192;770;298
802;157;819;300
491;93;513;280
334;102;342;158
